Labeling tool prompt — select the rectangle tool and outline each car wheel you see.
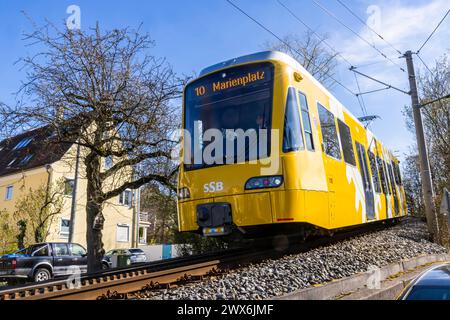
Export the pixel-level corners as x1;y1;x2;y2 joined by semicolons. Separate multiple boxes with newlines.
34;268;51;282
102;262;109;270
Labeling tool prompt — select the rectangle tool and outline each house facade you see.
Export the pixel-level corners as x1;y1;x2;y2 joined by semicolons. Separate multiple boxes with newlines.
0;126;140;251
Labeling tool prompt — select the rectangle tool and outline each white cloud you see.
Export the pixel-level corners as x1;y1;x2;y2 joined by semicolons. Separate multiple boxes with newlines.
339;0;449;66
327;0;449;161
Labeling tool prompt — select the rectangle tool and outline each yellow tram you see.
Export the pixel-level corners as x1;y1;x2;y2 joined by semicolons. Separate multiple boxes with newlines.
177;51;407;238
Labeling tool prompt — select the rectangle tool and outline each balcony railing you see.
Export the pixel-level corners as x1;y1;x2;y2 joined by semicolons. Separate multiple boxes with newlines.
139;212;152;223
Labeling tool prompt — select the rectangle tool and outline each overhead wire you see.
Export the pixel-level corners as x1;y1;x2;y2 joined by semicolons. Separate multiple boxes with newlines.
416;8;450;54
225;0;357;96
415;53;434;76
335;0;402;55
311;0;405;72
276;0;353;66
276;0;377;117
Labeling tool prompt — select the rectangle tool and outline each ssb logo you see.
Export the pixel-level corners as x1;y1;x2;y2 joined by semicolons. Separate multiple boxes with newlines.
203;181;224;193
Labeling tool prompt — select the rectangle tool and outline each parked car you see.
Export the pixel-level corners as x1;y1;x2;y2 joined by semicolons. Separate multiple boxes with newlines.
0;242;88;284
102;248;147;269
398;263;450;300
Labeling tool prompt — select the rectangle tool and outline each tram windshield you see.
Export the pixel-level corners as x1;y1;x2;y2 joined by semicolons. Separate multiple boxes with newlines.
184;62;274;170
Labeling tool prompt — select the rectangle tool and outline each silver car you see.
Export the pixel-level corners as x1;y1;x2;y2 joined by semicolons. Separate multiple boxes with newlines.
102;248;147;269
127;248;147;264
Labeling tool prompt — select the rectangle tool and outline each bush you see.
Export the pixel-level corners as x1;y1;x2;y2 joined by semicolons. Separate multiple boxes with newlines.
173;231;229;256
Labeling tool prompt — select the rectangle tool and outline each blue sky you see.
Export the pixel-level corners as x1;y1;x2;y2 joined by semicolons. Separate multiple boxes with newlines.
0;0;448;161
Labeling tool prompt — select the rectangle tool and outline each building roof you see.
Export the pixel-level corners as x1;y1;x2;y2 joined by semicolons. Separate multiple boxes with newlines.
0;126;72;178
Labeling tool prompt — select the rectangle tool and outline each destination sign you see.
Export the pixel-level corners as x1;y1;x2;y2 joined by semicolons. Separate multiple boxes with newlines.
194;70;266;97
187;63;273;102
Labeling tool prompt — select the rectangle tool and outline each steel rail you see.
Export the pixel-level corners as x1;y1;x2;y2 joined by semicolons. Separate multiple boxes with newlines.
0;218;404;300
0;248;249;301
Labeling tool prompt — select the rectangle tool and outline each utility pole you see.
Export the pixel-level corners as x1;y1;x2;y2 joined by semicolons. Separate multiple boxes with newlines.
404;50;438;240
69;143;81;243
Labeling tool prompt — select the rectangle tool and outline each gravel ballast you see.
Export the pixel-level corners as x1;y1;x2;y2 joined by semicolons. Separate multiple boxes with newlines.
134;219;448;300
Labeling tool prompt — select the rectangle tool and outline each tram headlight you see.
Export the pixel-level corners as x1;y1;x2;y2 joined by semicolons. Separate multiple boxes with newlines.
245;176;284;190
178;187;191;199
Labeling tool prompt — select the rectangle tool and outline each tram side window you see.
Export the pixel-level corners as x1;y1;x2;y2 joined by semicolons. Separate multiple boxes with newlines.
384;161;392;195
317;103;341;159
283;87;304;153
298;91;315;151
368;151;382;193
388;162;397;190
337;119;356;166
377;156;388;194
394;162;403;185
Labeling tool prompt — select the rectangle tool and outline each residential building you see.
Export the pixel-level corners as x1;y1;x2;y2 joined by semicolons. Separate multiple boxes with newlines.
0;126;137;251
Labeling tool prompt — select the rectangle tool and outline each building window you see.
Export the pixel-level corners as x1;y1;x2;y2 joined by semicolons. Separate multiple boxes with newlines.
139;226;148;244
5;186;13;200
105;156;113;169
60;219;70;238
298;91;315;151
119;190;132;206
116;225;130;242
283;87;304;153
13;137;33;150
64;178;75;196
337;119;356;166
318;103;341;160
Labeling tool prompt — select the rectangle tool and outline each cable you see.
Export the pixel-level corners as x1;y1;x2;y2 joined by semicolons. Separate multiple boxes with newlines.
277;0;388;118
350;67;411;95
415;53;434;76
353;72;368;116
225;0;357;96
335;0;402;55
417;8;450;54
357;86;392;97
276;0;353;66
311;0;405;72
351;60;386;69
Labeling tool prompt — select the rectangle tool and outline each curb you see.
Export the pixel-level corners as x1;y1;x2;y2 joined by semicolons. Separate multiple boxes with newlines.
274;253;450;300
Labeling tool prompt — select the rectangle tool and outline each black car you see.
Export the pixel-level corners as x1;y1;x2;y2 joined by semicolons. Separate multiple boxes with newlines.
0;242;88;284
398;263;450;300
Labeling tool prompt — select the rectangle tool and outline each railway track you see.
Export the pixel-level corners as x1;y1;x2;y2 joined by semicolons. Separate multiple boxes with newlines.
0;218;402;300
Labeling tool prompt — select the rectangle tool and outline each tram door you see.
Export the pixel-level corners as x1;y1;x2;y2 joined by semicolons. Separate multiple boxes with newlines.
355;142;375;220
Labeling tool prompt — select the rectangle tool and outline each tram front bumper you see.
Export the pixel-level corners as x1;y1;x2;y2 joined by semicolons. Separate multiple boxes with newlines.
197;202;233;236
178;192;274;234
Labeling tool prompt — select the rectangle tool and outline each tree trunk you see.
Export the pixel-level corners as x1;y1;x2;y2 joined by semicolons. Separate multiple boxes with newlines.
35;227;45;243
86;199;105;272
85;152;105;273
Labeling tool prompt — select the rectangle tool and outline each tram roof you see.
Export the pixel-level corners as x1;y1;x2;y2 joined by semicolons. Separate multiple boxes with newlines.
200;51;358;121
200;51;391;157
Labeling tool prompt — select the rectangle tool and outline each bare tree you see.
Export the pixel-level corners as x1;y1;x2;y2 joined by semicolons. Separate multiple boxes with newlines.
0;23;184;271
402;151;424;218
140;183;177;244
263;30;339;88
14;180;64;244
403;54;450;202
402;54;450;246
0;210;17;255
